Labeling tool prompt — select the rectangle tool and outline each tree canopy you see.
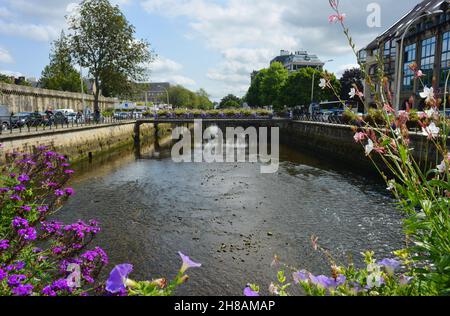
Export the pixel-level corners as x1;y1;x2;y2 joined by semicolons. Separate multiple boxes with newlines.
260;62;289;110
219;94;241;108
168;85;213;109
40;32;87;93
67;0;153;112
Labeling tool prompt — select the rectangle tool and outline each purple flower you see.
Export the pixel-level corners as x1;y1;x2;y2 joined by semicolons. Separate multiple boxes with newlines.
179;252;202;274
55;189;65;197
17;174;30;183
64;169;75;175
61;163;70;167
12;217;29;228
0;268;6;281
45;151;57;157
378;258;401;275
20;205;32;212
37;145;48;151
0;240;9;250
13;261;26;271
7;274;26;286
293;270;310;284
10;194;22;201
106;264;133;294
12;284;33;296
243;287;259;297
37;205;49;213
14;185;26;192
65;188;75;196
10;173;16;178
0;187;10;193
310;275;335;289
18;227;37;241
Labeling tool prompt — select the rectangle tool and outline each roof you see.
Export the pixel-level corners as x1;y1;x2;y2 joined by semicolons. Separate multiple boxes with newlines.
365;0;449;50
270;50;324;66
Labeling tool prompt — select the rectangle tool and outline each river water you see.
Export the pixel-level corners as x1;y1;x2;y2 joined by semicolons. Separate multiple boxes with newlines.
56;138;404;296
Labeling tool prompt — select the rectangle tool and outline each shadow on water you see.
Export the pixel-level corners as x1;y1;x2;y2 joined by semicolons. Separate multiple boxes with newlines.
59;130;403;296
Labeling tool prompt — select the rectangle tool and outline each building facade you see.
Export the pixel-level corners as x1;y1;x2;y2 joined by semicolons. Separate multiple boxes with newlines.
270;50;325;73
362;0;450;111
141;82;170;105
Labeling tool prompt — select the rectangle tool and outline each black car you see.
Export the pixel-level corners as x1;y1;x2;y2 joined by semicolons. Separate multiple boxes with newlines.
10;112;31;128
26;112;44;127
51;112;69;125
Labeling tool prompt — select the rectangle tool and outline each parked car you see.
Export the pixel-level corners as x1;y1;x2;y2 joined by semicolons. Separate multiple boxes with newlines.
39;112;52;126
0;105;12;130
10;112;32;128
51;112;69;125
25;112;44;127
66;112;85;124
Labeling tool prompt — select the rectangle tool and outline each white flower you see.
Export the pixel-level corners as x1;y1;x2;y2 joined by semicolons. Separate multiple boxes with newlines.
349;88;356;99
367;273;384;289
319;78;327;90
419;86;435;104
386;180;395;191
425;108;437;118
365;139;374;156
437;160;447;173
367;263;381;273
422;122;440;139
269;283;279;295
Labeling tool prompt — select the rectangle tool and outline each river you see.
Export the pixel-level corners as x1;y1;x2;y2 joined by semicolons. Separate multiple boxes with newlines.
56;137;404;296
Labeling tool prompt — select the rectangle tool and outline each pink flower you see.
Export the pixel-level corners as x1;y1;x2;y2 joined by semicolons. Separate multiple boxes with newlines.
415;70;424;78
353;132;367;143
329;13;345;23
383;104;395;114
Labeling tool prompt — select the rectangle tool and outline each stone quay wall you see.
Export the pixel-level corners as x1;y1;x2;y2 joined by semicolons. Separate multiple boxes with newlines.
279;121;446;171
0;82;118;113
0;122;155;163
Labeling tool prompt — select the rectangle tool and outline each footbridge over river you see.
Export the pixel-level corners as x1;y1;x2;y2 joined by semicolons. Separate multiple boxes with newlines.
133;118;292;146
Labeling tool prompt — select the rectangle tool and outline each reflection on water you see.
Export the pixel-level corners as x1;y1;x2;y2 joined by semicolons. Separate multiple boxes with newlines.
59;138;403;296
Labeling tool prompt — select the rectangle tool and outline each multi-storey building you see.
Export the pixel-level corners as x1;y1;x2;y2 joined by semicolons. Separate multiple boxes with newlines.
361;0;450;111
270;50;324;73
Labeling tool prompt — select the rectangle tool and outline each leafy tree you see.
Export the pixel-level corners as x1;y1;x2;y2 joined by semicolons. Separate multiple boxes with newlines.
278;67;340;108
0;74;14;84
245;69;267;107
260;62;288;110
40;32;87;93
194;89;213;110
340;68;364;111
219;94;241;108
67;0;153;114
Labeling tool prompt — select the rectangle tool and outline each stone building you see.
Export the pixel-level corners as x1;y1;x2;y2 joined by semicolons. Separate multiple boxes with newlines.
361;0;450;111
141;82;170;105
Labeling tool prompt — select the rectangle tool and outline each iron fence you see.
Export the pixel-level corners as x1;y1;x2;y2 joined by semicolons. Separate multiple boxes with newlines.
0;116;136;137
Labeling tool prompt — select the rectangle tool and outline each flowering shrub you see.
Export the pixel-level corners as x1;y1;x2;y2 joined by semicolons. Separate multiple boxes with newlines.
246;0;449;296
0;146;201;296
142;108;273;119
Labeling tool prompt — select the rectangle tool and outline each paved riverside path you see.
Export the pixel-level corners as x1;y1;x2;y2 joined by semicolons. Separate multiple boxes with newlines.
0;120;136;140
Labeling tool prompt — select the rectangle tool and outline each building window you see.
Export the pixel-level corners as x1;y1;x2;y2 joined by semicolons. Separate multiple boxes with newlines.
403;43;416;90
441;32;450;87
383;40;396;79
420;36;436;86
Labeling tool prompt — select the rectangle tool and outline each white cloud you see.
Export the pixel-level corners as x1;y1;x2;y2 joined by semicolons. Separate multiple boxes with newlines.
335;64;361;78
0;70;23;77
141;0;418;97
0;48;14;64
0;20;59;42
147;56;196;87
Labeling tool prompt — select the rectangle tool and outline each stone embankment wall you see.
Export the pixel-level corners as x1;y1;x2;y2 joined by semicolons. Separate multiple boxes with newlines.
279;121;446;171
0;82;118;113
0;123;156;163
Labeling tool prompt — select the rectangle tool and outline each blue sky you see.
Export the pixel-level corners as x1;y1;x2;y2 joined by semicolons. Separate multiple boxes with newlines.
0;0;419;100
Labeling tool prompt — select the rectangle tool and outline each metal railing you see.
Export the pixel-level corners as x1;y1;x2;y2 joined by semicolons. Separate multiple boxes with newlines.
293;114;347;125
0;116;137;137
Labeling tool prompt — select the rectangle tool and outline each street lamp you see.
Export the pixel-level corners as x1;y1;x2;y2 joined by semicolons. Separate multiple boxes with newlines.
157;85;170;108
394;7;447;110
311;59;334;104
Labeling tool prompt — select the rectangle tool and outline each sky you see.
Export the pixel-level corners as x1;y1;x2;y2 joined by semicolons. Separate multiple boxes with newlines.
0;0;420;101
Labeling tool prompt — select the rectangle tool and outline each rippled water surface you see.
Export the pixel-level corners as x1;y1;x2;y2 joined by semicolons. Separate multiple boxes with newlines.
56;142;404;296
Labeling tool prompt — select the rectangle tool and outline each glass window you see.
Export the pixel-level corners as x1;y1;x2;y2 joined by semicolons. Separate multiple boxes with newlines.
441;32;450;86
403;43;416;89
420;36;436;86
